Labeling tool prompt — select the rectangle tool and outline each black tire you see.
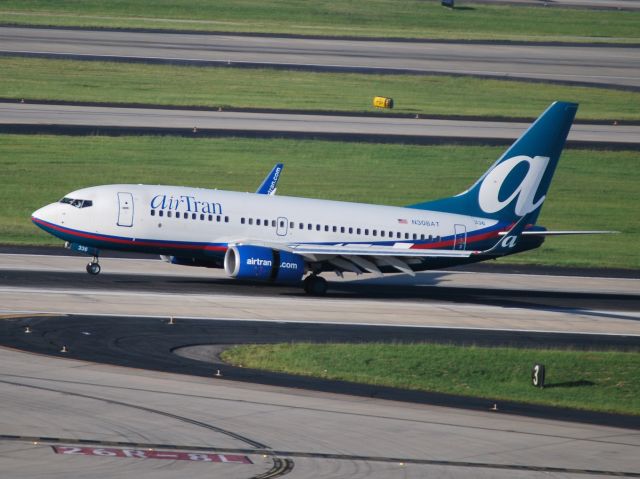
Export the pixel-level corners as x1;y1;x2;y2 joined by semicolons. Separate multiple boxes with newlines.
86;262;101;275
303;275;313;294
303;275;327;296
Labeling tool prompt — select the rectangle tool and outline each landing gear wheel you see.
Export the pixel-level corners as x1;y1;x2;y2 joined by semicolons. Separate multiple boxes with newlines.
303;275;327;296
86;262;101;275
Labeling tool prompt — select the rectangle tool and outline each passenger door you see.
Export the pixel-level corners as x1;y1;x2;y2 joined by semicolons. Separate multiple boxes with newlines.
453;224;467;250
117;192;134;227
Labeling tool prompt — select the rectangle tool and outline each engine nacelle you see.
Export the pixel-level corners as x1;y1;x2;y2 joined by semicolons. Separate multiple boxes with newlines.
224;245;305;282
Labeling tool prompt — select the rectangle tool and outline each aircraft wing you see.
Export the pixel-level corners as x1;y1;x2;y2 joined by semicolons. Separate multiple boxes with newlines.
229;240;477;277
229;214;534;277
229;239;480;259
255;163;284;195
286;243;477;258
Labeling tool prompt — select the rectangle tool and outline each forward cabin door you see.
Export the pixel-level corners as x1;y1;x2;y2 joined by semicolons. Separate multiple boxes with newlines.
117;192;134;227
453;224;467;250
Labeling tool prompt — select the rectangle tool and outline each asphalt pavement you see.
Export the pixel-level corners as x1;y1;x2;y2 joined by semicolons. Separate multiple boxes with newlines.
1;26;638;89
2;102;638;148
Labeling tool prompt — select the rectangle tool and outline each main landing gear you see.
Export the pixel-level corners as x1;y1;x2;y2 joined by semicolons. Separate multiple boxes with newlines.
303;274;327;296
86;256;101;275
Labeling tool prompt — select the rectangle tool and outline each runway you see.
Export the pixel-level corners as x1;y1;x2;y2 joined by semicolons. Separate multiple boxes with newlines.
1;26;639;89
3;312;639;406
1;252;639;335
1;251;639;477
2;102;638;147
472;0;640;9
2;344;639;478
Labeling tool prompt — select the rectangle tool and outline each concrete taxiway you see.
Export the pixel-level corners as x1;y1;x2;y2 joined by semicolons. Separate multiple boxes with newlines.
0;253;638;335
0;252;639;477
1;336;639;478
1;102;638;147
473;0;640;9
1;26;638;89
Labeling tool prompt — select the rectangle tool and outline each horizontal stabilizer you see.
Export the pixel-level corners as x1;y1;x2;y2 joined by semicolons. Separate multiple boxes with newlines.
500;230;619;236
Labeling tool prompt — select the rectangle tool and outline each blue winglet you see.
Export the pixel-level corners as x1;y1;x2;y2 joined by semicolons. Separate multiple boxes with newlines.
256;163;284;195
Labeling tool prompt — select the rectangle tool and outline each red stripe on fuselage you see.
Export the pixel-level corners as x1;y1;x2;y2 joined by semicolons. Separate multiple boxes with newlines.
410;228;501;250
32;217;227;252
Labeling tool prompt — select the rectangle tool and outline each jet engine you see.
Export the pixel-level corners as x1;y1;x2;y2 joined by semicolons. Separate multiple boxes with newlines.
224;245;305;282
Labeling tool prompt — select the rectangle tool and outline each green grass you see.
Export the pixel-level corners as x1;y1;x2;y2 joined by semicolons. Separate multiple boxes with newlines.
1;134;637;269
1;1;638;42
221;343;640;415
2;57;639;121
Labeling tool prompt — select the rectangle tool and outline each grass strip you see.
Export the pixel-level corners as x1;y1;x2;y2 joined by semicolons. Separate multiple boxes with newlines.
1;1;639;42
221;343;640;415
2;134;638;268
2;57;639;121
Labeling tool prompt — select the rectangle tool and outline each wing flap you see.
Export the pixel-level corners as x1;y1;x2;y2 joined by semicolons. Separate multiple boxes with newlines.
288;243;478;258
345;255;383;277
374;256;415;276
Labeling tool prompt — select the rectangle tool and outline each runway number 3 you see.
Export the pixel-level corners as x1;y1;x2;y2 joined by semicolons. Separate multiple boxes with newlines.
531;363;546;388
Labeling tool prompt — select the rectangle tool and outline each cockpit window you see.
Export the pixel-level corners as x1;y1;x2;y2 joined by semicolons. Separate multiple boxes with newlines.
60;197;93;208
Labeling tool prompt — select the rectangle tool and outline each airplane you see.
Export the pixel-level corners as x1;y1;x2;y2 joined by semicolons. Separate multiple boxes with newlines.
31;101;614;295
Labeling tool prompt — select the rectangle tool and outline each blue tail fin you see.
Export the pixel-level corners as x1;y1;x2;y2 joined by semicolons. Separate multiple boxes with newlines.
256;163;283;195
408;101;578;224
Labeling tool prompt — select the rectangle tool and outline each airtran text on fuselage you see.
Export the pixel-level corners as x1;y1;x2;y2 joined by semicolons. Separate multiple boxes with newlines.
151;194;223;214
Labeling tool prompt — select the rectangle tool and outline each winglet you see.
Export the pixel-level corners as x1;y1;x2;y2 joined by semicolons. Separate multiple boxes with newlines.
256;163;284;195
479;212;536;256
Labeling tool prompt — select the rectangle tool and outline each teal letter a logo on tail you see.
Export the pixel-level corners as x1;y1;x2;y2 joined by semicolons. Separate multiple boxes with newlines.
407;101;578;225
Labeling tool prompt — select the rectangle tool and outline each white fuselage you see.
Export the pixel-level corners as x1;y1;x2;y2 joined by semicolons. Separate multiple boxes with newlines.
32;184;499;257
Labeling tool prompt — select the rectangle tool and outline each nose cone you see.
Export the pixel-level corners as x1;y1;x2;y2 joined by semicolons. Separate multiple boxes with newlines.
32;205;47;221
31;203;59;230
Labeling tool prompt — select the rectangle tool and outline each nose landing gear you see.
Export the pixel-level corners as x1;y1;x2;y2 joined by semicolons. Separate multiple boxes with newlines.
86;256;101;275
65;243;102;275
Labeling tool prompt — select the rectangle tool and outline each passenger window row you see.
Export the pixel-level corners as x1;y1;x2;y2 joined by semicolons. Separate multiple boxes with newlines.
239;217;441;242
151;210;229;223
149;209;441;242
